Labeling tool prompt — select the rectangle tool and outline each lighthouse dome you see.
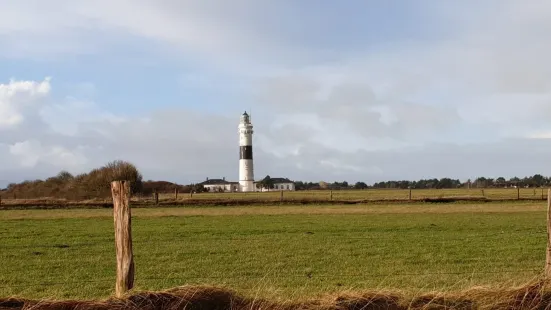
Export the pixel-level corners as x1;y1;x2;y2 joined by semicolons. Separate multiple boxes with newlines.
240;111;250;124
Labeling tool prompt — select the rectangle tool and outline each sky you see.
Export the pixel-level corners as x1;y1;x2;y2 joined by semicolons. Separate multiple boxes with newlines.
1;0;551;186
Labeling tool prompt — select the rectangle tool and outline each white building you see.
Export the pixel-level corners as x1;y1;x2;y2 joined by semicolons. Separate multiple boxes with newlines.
255;178;296;192
200;178;239;193
199;177;296;192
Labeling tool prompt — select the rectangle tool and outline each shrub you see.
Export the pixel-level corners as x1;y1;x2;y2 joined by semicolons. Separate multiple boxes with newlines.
2;160;144;200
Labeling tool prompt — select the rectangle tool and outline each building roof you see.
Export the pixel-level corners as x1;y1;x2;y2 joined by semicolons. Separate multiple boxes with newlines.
268;177;294;183
199;178;238;185
252;177;294;184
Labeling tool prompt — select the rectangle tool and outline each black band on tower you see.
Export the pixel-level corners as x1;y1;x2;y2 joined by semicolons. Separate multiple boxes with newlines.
240;146;253;160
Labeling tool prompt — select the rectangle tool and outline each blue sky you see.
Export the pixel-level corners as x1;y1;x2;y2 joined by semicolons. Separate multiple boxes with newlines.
1;0;551;186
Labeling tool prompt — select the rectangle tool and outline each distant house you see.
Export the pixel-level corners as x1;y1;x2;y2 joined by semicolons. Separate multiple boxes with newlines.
199;177;296;192
199;177;239;192
255;177;296;192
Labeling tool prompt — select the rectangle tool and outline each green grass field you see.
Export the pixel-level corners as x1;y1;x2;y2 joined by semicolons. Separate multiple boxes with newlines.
2;188;546;206
0;202;548;301
157;187;547;201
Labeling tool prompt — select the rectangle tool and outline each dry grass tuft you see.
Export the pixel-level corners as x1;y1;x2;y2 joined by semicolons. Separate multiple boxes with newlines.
4;281;551;310
0;286;270;310
331;292;403;310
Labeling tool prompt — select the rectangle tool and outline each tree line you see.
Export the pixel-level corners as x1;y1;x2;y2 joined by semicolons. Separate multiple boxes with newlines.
294;174;551;190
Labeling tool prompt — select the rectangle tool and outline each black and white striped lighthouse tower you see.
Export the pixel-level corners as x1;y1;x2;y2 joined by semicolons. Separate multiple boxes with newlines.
238;111;255;192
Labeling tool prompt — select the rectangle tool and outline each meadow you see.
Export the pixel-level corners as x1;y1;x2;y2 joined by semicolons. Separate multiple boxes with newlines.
0;201;548;302
1;188;547;209
160;187;546;201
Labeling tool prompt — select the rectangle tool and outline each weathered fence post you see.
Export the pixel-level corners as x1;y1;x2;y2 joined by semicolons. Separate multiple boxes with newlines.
543;188;545;201
175;188;179;200
330;190;333;201
280;190;284;202
111;181;134;298
409;188;412;201
481;189;485;197
154;190;159;205
546;189;551;278
517;187;520;200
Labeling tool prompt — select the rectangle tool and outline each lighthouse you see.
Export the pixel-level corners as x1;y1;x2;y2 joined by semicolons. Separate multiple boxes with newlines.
238;111;255;192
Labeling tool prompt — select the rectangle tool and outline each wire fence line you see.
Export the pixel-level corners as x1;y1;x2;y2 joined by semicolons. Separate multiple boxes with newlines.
1;187;550;206
148;189;550;203
0;269;544;290
2;230;546;251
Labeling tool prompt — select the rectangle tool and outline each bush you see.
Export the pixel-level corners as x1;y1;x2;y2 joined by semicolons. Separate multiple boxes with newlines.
2;160;144;200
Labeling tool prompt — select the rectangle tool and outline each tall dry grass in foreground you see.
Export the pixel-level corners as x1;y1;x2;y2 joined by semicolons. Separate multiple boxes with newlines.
3;280;551;310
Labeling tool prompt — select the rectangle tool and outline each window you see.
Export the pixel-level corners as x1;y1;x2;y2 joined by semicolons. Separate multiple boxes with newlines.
287;185;290;190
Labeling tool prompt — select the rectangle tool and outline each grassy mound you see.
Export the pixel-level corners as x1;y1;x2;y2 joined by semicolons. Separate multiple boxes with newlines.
2;281;551;310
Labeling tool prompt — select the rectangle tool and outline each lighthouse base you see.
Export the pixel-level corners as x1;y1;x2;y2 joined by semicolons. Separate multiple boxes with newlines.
239;181;255;192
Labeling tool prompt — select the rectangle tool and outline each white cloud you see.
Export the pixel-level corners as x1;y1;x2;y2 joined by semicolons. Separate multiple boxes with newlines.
40;98;126;136
0;78;116;176
527;131;551;139
0;0;284;67
9;140;87;168
0;77;51;128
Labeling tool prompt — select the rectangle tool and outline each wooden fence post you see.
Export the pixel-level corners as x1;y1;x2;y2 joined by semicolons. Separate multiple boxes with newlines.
280;190;283;202
409;188;412;201
481;189;485;197
154;190;159;205
175;188;178;200
111;181;134;298
518;187;520;200
543;188;545;201
330;190;333;201
546;189;551;278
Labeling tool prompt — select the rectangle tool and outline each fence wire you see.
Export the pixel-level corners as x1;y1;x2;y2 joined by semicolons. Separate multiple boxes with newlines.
0;268;544;290
1;188;550;205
